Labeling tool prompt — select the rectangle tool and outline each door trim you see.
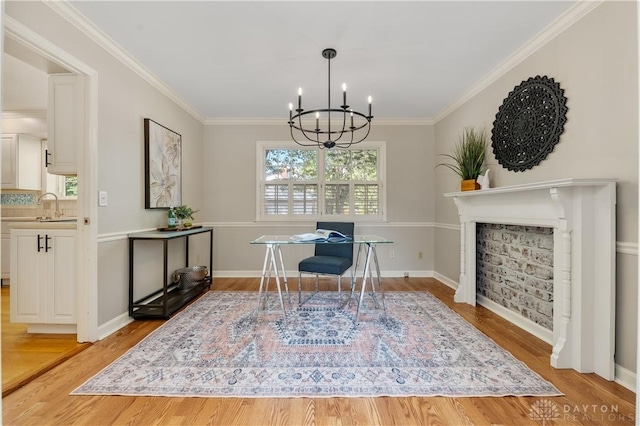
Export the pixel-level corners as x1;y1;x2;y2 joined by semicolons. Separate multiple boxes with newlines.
4;16;99;342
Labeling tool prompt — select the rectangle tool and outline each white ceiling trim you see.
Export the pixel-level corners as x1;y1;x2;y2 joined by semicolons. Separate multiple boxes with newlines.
434;0;603;124
205;117;434;126
43;0;598;127
44;0;206;124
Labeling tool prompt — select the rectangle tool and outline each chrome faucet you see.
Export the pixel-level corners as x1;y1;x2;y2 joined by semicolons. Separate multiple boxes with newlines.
37;192;61;218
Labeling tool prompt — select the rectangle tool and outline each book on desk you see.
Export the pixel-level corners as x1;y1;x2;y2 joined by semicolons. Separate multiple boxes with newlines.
292;229;353;242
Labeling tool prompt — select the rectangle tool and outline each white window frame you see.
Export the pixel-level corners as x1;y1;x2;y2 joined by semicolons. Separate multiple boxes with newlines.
256;140;386;222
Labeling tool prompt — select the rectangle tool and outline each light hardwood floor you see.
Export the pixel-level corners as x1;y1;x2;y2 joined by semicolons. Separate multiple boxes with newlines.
3;278;636;425
1;286;90;397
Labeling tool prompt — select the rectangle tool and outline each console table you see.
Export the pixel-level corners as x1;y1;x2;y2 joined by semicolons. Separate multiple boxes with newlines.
129;226;213;319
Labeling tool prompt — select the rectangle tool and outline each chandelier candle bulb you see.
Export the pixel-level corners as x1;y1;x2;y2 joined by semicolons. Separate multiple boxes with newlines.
289;103;293;121
342;83;347;106
298;87;302;110
315;112;320;130
368;96;372;117
350;110;354;128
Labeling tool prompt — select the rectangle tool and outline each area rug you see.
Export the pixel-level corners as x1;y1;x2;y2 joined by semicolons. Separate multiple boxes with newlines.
72;291;562;398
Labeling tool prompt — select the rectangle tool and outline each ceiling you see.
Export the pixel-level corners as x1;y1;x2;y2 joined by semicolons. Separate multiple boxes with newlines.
5;1;577;120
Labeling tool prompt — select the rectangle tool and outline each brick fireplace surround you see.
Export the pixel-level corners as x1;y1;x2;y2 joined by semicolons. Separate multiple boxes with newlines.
445;179;616;380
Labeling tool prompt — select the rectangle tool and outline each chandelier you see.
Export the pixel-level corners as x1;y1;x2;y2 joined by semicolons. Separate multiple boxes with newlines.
288;48;373;149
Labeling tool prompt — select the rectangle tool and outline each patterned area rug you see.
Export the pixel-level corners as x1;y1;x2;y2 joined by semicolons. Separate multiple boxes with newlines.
72;291;562;398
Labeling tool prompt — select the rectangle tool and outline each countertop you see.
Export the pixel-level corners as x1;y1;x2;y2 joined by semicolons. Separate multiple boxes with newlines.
7;222;77;230
2;217;77;230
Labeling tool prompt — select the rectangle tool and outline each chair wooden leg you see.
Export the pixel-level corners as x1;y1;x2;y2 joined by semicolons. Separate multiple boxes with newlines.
298;272;302;304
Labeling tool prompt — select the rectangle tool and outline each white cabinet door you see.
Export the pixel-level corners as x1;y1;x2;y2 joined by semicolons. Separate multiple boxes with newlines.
47;74;84;175
10;229;76;325
48;231;76;323
2;134;42;190
2;135;17;188
1;233;10;280
10;230;47;323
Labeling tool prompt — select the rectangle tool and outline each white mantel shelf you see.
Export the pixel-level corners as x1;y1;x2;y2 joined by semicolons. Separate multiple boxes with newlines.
444;178;617;380
444;178;617;198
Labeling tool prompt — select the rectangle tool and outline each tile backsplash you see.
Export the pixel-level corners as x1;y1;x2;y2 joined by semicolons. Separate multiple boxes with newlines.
1;193;36;205
1;191;77;218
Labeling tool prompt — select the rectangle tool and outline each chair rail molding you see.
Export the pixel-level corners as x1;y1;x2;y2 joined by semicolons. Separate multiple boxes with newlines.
444;178;617;381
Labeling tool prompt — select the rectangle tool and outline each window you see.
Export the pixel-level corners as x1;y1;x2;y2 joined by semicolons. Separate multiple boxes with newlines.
61;176;78;198
45;174;77;199
41;141;77;199
257;141;385;221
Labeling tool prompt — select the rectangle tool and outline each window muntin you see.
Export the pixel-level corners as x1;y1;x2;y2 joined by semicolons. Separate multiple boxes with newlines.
258;141;385;221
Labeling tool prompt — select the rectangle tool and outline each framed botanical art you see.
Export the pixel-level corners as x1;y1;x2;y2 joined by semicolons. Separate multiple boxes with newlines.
144;118;182;209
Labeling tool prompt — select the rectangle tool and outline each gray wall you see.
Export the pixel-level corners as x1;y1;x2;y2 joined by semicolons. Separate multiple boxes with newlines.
5;1;206;326
203;123;435;275
433;1;638;372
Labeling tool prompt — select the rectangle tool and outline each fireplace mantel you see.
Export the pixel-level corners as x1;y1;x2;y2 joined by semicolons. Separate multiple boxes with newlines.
444;178;616;380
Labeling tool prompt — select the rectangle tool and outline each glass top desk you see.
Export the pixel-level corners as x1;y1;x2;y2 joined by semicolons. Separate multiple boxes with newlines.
250;235;393;323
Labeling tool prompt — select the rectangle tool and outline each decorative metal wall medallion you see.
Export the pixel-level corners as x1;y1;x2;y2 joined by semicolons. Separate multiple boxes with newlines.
491;75;568;172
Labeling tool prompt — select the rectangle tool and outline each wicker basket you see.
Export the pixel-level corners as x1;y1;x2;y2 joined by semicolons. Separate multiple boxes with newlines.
173;266;208;290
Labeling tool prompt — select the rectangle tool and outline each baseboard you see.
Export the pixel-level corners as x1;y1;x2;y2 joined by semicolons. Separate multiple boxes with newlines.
98;311;133;340
434;272;550;344
433;272;458;290
477;295;553;345
212;270;435;279
614;364;637;393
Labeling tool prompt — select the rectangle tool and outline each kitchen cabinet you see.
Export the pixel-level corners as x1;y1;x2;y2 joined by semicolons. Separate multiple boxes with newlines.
2;134;42;190
1;227;9;281
47;74;84;175
10;227;76;333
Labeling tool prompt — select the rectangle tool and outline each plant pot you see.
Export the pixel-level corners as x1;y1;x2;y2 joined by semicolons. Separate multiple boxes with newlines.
461;179;480;191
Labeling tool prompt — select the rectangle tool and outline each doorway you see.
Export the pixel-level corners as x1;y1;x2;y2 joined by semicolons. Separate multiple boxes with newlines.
5;13;99;343
1;14;99;392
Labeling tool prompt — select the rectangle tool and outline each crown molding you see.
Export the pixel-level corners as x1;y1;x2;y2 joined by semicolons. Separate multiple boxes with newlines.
434;0;604;123
43;0;600;128
204;117;434;126
44;0;206;124
2;110;47;119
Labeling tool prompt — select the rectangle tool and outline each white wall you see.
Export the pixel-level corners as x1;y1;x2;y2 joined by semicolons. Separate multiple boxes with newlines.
434;1;638;374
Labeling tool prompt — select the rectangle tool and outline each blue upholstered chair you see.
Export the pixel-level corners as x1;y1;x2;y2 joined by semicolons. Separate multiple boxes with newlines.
298;222;355;304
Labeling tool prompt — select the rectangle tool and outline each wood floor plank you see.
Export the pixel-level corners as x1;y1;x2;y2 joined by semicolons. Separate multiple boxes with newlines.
1;286;91;396
2;278;635;425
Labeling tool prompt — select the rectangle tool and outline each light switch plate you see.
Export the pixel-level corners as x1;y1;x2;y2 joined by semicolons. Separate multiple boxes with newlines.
99;191;108;207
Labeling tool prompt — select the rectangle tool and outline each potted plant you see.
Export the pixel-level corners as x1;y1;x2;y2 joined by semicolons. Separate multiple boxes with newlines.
436;127;488;191
174;205;199;228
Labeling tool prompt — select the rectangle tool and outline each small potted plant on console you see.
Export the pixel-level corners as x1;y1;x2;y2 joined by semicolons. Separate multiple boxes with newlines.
174;205;199;228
